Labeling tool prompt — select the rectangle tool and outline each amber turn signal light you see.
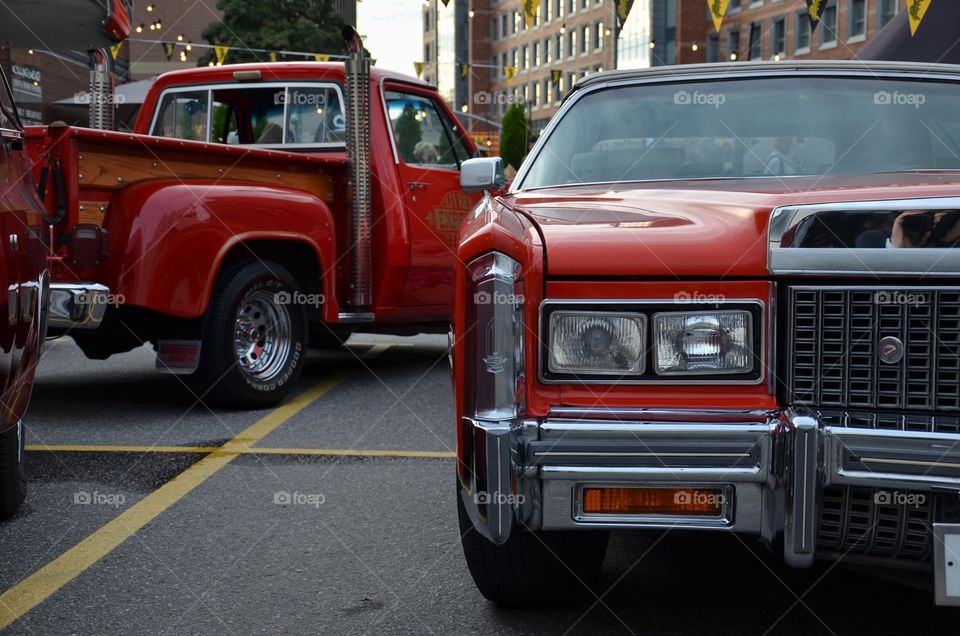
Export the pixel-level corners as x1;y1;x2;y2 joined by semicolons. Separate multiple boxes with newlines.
581;487;725;516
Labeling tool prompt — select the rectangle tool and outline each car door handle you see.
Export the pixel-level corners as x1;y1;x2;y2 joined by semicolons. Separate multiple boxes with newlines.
407;182;430;191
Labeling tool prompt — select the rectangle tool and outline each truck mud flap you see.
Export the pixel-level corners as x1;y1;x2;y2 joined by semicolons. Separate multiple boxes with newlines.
156;340;202;375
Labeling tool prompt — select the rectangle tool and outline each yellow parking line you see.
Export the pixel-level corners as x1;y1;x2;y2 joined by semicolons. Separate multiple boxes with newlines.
25;445;455;459
0;344;391;630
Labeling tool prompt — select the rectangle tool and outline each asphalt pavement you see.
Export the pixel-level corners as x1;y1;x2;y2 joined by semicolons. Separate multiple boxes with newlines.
0;335;955;634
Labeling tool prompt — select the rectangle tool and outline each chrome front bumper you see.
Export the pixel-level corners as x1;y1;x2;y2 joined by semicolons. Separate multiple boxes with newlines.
48;283;110;330
459;408;960;570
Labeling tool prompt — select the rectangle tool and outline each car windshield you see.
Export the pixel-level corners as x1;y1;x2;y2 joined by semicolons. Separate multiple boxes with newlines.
519;77;960;189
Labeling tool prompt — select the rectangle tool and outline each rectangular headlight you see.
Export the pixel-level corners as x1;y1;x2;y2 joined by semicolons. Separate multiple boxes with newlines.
548;311;646;375
654;311;753;375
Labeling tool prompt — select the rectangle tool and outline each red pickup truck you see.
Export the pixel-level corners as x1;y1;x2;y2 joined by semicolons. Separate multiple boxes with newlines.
28;49;479;407
0;68;50;519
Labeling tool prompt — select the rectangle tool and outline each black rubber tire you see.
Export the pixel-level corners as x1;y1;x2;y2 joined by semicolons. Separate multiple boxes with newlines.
0;421;26;521
457;484;609;608
190;261;308;409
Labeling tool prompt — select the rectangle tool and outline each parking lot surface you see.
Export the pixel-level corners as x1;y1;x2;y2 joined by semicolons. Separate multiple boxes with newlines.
0;335;955;634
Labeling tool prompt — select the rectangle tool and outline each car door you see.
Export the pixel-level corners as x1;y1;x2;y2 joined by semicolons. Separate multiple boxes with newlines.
0;69;46;429
383;85;479;309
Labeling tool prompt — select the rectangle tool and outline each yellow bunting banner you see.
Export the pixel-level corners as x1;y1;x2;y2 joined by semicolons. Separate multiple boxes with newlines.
315;54;330;62
413;61;425;78
908;0;933;36
707;0;730;32
110;42;123;60
522;0;541;29
504;66;517;82
214;45;230;65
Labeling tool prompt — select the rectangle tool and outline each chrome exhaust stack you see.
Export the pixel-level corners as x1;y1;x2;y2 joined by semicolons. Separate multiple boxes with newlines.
342;25;372;309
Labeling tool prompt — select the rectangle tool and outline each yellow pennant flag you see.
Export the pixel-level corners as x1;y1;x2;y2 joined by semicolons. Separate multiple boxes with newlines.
504;66;517;82
110;42;123;60
460;63;469;78
315;54;330;62
214;45;230;65
413;61;425;78
269;51;278;62
908;0;932;36
550;69;561;86
708;0;730;32
522;0;541;28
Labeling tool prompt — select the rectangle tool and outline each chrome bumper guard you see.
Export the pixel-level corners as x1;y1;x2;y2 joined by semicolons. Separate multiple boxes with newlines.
460;408;960;600
48;283;110;330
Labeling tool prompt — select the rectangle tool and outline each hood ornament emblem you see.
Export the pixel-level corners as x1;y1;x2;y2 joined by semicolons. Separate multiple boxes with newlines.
879;336;904;365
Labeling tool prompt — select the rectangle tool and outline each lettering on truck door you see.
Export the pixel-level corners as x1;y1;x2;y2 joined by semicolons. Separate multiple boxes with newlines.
384;87;479;309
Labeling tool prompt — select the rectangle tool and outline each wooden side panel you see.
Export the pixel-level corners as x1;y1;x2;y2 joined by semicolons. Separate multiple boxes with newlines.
76;144;338;204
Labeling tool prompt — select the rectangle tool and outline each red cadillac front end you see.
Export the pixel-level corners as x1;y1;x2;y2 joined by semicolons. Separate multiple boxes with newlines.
452;61;960;608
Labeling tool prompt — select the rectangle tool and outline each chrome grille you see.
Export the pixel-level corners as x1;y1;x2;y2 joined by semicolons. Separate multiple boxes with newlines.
817;486;934;560
816;409;960;434
788;287;960;413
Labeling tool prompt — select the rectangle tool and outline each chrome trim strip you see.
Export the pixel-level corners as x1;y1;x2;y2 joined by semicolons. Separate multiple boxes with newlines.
538;298;766;385
859;457;960;470
546;406;776;419
540;465;765;480
534;451;752;458
769;197;960;276
48;282;110;330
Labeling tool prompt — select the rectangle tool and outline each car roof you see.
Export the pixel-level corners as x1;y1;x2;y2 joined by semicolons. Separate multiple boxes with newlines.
573;59;960;91
149;61;430;92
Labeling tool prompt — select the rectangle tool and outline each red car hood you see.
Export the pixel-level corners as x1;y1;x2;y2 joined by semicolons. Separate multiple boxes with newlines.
507;173;960;277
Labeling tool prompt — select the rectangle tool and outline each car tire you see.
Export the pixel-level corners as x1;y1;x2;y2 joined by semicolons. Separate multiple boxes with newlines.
0;421;26;521
191;260;308;409
457;483;609;608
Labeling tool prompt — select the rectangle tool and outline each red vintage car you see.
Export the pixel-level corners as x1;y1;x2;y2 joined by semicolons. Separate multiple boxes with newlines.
0;68;50;520
454;61;960;607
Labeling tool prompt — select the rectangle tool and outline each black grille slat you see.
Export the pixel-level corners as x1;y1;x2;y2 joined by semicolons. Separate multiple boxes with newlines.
817;486;935;560
788;287;960;414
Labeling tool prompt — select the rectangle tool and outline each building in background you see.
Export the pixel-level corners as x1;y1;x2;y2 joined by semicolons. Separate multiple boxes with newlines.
708;0;902;63
126;0;356;81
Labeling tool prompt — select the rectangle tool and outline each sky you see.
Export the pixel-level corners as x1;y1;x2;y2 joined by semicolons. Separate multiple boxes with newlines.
357;0;424;78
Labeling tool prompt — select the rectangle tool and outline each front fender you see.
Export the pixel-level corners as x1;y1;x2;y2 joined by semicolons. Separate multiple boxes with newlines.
96;182;337;320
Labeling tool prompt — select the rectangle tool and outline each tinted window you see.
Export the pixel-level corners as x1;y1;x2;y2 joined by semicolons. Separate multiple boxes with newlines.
385;91;471;168
521;78;960;188
153;90;208;141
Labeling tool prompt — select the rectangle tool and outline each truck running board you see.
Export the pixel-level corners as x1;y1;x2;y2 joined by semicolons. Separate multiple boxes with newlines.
337;312;375;323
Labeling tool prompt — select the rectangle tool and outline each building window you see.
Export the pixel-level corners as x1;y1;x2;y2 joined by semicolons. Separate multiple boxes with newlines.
556;0;562;19
594;21;603;50
568;30;576;57
490;18;497;41
553;76;562;102
849;0;867;40
879;0;897;28
728;29;741;61
730;0;741;11
581;0;588;10
490;55;498;81
707;34;719;62
534;82;541;108
511;48;517;70
423;10;430;33
501;52;507;77
772;17;785;57
543;79;550;105
567;0;574;16
522;45;528;70
820;2;838;47
796;12;811;52
544;0;550;22
512;11;519;34
748;21;762;60
544;37;552;64
501;13;508;38
581;25;589;54
556;34;563;59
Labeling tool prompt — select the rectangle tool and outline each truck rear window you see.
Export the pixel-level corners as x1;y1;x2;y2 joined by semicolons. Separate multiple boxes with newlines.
151;84;345;148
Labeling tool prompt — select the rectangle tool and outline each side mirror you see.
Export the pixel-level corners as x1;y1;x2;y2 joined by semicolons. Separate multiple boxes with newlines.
460;157;505;194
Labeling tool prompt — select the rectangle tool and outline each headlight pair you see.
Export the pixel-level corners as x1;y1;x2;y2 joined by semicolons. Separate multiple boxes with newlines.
545;304;759;381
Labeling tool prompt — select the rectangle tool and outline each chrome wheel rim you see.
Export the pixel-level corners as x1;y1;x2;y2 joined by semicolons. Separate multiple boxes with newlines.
233;289;292;382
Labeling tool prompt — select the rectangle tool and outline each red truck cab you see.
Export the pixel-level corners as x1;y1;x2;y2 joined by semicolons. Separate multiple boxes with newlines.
31;57;479;407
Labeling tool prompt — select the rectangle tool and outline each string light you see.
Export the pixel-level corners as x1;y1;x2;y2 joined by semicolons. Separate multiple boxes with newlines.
774;53;781;61
691;42;698;51
649;40;655;49
559;23;566;34
730;51;738;61
177;34;184;42
146;3;154;11
136;24;143;33
185;42;192;51
468;9;474;18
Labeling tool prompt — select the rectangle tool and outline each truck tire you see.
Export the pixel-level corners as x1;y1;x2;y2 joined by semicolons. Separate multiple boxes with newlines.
0;421;27;520
457;484;609;608
192;261;308;408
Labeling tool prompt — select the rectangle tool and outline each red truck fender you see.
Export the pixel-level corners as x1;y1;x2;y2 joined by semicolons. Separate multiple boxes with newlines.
94;181;339;322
